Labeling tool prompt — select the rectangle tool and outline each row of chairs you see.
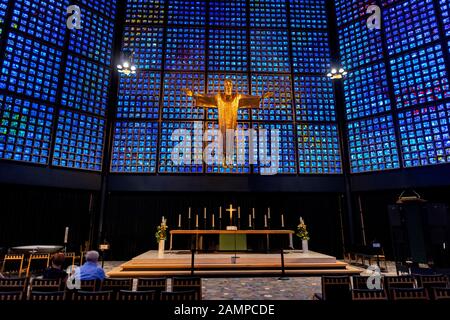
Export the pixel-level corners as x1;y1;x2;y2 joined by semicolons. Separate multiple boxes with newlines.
1;253;79;277
0;290;197;302
315;274;450;301
0;277;202;301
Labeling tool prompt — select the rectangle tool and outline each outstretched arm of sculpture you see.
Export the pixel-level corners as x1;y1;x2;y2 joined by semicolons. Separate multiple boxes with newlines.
238;92;274;108
182;88;217;108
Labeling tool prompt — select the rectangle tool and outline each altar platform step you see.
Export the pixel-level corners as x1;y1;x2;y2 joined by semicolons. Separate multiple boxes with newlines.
107;250;362;278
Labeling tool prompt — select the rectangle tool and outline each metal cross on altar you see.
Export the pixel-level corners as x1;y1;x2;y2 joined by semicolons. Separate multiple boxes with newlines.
226;204;237;224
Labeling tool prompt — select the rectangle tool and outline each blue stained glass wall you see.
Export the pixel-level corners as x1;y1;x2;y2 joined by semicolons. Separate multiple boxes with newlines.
113;0;341;175
0;0;117;170
336;0;450;173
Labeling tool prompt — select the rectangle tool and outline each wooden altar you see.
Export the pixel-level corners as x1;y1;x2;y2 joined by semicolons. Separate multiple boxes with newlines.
169;229;295;251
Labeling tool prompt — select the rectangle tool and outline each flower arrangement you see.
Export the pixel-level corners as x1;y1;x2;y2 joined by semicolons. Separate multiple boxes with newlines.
296;217;310;241
155;218;168;243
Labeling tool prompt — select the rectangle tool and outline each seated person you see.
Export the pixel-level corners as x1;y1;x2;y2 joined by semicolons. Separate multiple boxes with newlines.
79;250;105;281
43;253;68;282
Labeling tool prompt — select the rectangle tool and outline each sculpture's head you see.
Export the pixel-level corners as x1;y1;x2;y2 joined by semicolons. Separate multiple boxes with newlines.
224;79;233;96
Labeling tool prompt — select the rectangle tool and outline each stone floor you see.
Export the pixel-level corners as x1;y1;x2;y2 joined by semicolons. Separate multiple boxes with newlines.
103;260;399;300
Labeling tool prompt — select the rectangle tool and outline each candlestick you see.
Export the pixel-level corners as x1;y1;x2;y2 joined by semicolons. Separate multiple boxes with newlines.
212;214;215;228
264;215;267;228
64;227;69;244
249;214;252;228
268;208;271;219
162;216;165;225
188;207;191;219
252;208;255;219
238;207;240;219
178;214;181;228
281;214;285;228
196;214;199;228
204;207;207;219
219;206;222;219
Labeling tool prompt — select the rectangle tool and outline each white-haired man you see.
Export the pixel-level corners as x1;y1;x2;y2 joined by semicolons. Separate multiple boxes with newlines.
79;250;105;281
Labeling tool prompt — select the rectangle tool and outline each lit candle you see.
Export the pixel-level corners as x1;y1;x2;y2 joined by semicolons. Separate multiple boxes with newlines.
162;216;165;225
204;207;207;219
219;207;222;219
264;215;267;228
281;214;285;228
64;227;69;244
249;214;252;228
188;207;191;219
252;208;255;219
212;214;215;228
238;207;240;219
268;208;271;219
196;215;199;228
178;214;181;228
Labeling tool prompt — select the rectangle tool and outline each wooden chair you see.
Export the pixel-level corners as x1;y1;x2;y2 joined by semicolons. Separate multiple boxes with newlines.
172;277;202;300
314;276;351;301
117;290;157;302
161;290;197;301
352;289;388;301
29;291;65;301
432;287;450;300
391;288;429;301
26;254;50;277
137;278;167;296
0;277;28;294
30;278;62;292
79;279;99;291
62;252;76;270
352;275;384;290
101;278;133;293
72;290;112;301
0;291;23;301
385;275;416;299
1;254;26;277
415;274;448;299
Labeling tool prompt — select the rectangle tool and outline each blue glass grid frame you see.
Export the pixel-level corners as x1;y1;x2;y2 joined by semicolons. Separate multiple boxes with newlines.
123;26;164;70
335;0;376;27
167;0;206;26
79;0;117;18
297;124;342;174
292;30;331;74
293;75;336;122
10;0;68;47
0;94;54;164
440;0;450;37
344;62;391;121
289;0;328;29
52;110;105;171
209;0;247;27
348;115;400;173
162;73;205;120
251;74;293;122
207;73;249;121
384;0;439;56
62;55;110;117
165;27;206;71
159;121;203;173
390;44;450;109
250;30;290;73
398;103;450;168
208;28;248;72
249;0;287;28
68;8;114;66
110;121;159;173
125;0;165;24
339;18;383;71
205;122;251;174
0;33;62;103
117;72;161;119
252;123;297;175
